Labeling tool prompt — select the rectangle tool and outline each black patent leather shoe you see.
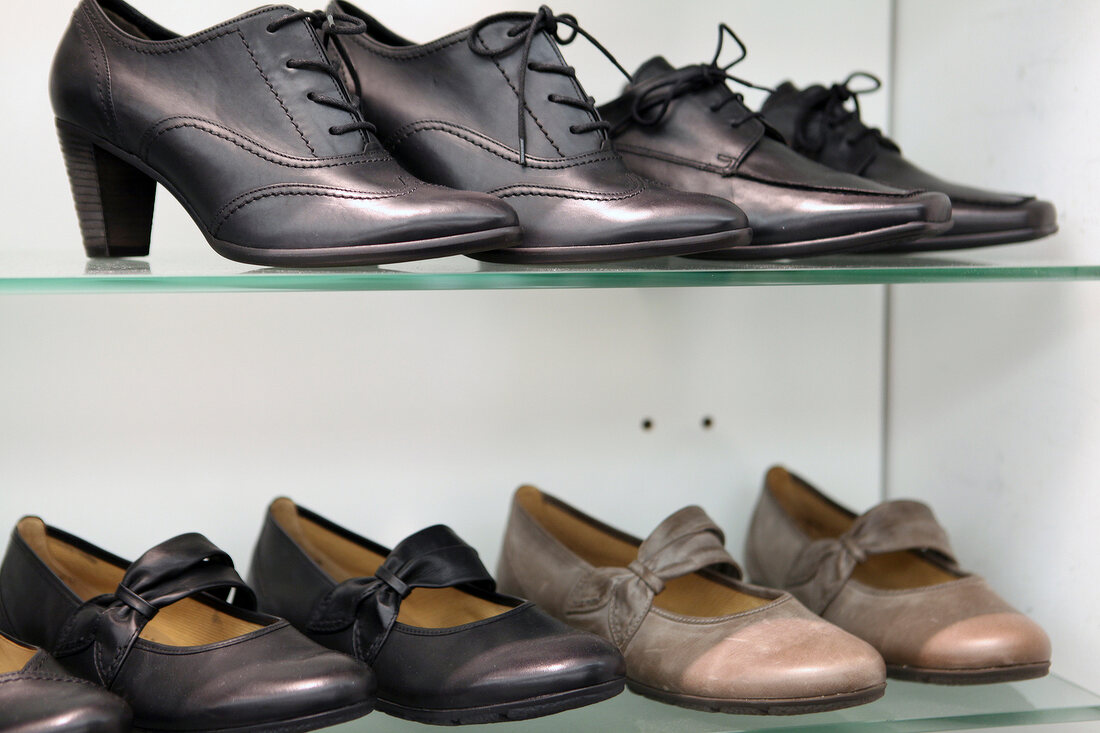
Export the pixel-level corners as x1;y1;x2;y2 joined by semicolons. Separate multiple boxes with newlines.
325;2;753;264
0;518;375;733
250;499;626;725
0;631;131;733
51;0;521;267
761;73;1058;251
598;29;952;260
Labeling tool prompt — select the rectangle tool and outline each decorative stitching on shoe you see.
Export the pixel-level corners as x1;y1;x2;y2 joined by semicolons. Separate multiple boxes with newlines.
474;29;564;156
615;143;930;197
384;120;619;169
343;29;468;59
85;4;290;54
487;178;647;202
77;6;115;137
237;32;315;156
139;117;389;167
0;674;105;688
212;183;424;236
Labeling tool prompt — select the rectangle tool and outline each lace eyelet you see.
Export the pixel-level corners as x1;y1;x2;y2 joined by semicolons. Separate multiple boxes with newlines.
266;23;277;33
306;92;318;102
285;60;294;69
328;126;338;135
568;125;580;134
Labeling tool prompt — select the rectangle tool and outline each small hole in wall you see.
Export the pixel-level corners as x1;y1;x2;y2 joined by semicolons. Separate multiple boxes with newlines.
641;418;654;431
702;416;714;430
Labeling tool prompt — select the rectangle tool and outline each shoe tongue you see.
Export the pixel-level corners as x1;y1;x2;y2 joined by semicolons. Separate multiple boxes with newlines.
633;56;676;83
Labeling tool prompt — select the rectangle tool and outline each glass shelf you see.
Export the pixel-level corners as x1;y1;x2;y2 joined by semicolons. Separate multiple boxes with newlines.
329;675;1099;733
1;241;1098;294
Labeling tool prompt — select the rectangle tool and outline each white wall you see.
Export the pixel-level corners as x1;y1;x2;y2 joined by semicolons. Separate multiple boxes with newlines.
0;2;892;581
890;0;1100;694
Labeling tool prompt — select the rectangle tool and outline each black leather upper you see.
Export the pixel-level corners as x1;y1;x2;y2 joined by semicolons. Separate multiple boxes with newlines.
250;501;625;712
0;521;375;732
761;80;1057;241
601;56;951;246
50;0;518;254
328;2;749;255
0;637;131;733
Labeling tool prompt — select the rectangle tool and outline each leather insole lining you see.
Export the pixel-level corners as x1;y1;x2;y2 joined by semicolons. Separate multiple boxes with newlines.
516;486;768;617
766;469;958;590
271;499;508;629
0;635;34;674
16;519;262;647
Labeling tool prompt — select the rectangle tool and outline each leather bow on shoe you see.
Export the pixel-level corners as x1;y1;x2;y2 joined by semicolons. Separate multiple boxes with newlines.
784;500;959;614
564;507;739;648
306;526;495;664
53;534;257;686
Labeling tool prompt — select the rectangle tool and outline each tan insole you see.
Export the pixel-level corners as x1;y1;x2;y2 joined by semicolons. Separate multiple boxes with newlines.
516;487;768;617
17;519;262;647
767;469;958;589
271;499;509;628
0;635;35;673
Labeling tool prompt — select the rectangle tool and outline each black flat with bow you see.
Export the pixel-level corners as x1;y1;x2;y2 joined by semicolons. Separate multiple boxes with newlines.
0;518;375;733
250;498;625;725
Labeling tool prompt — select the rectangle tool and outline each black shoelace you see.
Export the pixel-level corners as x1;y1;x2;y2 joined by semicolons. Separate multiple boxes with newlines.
468;6;632;166
629;24;774;130
266;10;377;138
795;72;895;153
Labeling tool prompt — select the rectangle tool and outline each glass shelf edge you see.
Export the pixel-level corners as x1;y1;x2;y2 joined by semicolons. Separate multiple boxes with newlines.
3;265;1100;294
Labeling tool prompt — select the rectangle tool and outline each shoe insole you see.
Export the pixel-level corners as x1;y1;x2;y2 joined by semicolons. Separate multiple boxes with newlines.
272;499;510;629
0;635;34;674
767;468;959;590
17;519;262;647
516;486;769;617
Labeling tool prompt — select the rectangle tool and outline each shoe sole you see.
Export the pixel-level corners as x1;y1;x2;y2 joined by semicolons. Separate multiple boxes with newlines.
626;679;886;715
133;699;374;733
470;227;752;265
887;661;1050;685
375;677;625;726
686;219;954;261
57;119;522;267
878;224;1059;253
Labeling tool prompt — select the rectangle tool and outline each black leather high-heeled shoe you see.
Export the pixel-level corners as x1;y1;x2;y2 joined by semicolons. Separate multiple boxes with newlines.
51;0;521;267
0;518;376;733
0;630;131;733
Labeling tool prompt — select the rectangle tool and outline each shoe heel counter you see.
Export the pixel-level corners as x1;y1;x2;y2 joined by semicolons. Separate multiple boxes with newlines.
50;3;114;140
247;515;283;617
495;499;530;600
745;486;810;590
0;531;69;651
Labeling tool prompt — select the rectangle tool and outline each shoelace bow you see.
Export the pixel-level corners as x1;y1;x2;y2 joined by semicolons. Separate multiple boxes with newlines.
796;71;895;153
468;6;632;166
630;24;774;130
266;10;377;138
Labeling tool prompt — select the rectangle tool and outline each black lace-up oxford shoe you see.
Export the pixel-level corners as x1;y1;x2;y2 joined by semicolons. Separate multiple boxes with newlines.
0;631;132;733
324;3;753;264
600;28;953;260
250;499;626;725
51;0;521;267
761;74;1057;252
0;518;376;733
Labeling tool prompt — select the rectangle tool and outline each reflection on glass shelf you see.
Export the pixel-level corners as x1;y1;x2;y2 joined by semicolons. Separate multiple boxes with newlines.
1;237;1099;293
328;675;1098;733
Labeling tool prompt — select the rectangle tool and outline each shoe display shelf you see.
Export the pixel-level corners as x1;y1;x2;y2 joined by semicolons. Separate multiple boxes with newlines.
4;244;1100;733
0;247;1099;293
